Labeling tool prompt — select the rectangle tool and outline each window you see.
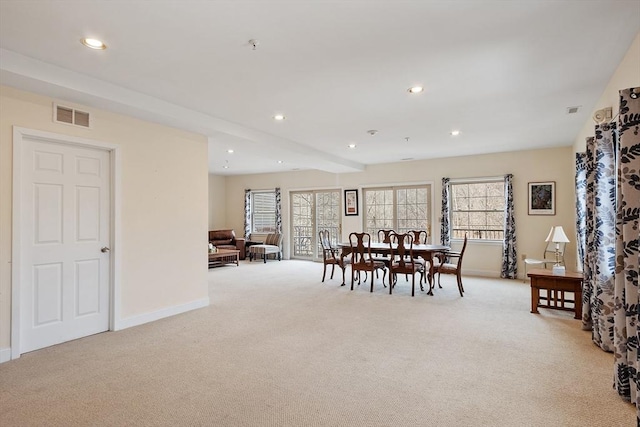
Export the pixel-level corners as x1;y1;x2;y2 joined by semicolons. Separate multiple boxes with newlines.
251;191;276;233
363;185;431;238
450;179;505;240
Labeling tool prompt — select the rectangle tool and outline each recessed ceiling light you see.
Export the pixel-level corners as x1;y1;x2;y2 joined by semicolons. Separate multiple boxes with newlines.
227;149;234;154
274;114;285;121
277;160;283;164
408;86;423;94
81;38;107;50
450;130;460;136
223;165;229;169
366;130;378;136
348;144;357;149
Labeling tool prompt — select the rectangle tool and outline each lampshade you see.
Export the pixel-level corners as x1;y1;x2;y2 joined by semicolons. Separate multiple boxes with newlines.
545;226;570;243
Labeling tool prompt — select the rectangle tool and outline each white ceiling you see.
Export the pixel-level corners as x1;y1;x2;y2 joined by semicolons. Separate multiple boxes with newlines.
1;1;639;175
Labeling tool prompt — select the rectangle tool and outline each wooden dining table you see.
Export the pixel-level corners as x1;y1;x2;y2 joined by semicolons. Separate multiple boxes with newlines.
336;242;450;295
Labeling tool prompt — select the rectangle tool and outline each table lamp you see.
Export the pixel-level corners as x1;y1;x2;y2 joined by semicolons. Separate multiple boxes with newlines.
545;226;569;275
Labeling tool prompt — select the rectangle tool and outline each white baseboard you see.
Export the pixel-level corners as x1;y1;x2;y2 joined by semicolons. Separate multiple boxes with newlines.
463;269;500;278
0;347;12;364
114;297;210;331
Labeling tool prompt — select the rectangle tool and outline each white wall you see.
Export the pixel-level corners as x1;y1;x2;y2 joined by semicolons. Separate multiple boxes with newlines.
214;146;576;278
573;32;640;152
0;86;209;354
208;174;227;229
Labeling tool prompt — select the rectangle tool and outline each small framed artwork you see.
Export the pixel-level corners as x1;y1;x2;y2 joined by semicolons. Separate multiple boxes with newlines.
528;181;555;215
344;189;359;216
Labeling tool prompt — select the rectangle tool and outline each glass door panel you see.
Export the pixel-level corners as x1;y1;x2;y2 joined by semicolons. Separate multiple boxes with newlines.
291;190;341;260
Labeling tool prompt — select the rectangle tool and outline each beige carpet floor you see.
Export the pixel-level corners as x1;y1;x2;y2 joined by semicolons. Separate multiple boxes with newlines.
0;259;635;426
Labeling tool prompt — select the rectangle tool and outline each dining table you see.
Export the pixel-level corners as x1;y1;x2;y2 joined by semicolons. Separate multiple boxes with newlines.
336;242;450;295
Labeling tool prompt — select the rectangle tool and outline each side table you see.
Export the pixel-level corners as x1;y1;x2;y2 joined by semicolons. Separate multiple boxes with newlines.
527;268;583;319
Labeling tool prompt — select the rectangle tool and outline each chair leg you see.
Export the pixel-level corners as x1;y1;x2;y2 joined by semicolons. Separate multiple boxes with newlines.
322;264;327;282
370;269;374;293
330;264;335;279
457;272;464;296
351;269;355;291
389;271;394;294
411;273;415;297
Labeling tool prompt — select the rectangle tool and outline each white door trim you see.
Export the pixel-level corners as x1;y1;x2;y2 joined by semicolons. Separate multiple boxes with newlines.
11;126;122;359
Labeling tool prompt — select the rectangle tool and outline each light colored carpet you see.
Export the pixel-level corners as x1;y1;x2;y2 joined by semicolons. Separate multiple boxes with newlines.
0;260;634;426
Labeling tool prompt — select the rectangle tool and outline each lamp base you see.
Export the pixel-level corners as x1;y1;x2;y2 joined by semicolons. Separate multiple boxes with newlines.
552;265;566;275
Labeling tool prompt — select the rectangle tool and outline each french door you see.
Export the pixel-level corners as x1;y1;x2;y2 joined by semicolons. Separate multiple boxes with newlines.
290;190;341;260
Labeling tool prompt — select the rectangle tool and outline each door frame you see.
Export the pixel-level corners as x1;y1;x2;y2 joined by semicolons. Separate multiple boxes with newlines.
11;126;122;359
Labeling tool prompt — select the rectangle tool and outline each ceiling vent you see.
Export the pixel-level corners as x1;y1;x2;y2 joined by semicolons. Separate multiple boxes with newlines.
566;106;581;114
53;103;91;128
593;107;612;124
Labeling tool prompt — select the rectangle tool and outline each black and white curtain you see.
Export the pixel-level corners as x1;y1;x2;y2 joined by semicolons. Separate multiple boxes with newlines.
500;174;517;279
612;87;640;411
440;177;451;247
577;87;640;416
275;187;282;234
581;128;617;349
574;153;587;272
244;189;251;238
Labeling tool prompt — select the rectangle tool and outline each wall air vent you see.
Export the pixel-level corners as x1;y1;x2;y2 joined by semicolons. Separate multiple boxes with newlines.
53;103;92;128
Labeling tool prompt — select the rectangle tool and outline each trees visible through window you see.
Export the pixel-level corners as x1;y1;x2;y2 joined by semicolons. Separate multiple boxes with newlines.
450;180;505;240
252;191;276;233
363;185;431;238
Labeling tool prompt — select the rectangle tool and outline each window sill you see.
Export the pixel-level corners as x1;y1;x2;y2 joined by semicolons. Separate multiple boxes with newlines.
451;238;502;246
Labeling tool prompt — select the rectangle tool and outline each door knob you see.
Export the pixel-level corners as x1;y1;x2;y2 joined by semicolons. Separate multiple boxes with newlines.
101;247;110;253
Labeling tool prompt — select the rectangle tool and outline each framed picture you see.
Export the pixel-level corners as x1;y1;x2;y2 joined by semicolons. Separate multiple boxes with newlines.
528;181;555;215
344;189;359;216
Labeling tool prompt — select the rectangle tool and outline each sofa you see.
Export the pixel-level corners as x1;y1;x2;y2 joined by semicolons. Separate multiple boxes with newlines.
209;229;246;260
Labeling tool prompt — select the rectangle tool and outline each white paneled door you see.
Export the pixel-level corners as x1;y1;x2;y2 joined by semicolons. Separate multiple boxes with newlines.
19;137;111;353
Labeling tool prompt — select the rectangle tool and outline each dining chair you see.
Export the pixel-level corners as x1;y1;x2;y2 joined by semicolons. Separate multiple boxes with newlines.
319;229;350;285
433;234;468;297
349;232;387;292
373;229;395;269
407;229;429;288
408;230;428;244
377;229;395;244
388;232;424;297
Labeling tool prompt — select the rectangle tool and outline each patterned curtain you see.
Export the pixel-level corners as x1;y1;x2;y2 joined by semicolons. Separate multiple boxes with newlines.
582;127;617;349
244;189;251;238
612;87;640;410
440;177;451;247
275;187;282;234
575;153;587;273
500;174;517;279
